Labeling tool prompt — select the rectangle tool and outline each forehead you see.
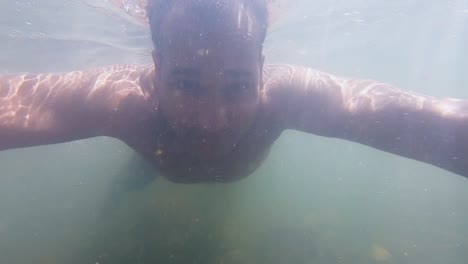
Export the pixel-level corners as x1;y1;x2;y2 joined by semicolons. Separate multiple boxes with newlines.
159;3;262;69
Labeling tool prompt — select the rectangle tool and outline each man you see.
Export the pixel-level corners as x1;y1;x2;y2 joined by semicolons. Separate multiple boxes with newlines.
0;0;467;183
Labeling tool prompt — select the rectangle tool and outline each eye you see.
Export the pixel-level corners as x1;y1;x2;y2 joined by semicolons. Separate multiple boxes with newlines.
229;80;256;92
228;82;248;91
225;81;256;100
174;79;200;92
230;79;256;92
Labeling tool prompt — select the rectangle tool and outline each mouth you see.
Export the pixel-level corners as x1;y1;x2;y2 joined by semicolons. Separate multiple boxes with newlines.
167;127;241;160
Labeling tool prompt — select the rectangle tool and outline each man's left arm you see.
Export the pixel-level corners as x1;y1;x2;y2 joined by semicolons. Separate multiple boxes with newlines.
264;65;468;178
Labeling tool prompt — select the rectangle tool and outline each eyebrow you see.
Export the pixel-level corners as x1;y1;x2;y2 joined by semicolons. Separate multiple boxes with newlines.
170;68;200;77
224;70;254;79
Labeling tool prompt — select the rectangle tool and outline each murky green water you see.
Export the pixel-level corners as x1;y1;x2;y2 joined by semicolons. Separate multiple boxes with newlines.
0;1;467;263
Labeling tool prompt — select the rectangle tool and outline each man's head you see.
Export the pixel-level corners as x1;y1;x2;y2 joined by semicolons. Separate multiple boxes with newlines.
147;0;269;155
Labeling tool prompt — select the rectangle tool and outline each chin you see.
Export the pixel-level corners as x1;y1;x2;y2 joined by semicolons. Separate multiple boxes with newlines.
183;141;235;163
181;131;242;153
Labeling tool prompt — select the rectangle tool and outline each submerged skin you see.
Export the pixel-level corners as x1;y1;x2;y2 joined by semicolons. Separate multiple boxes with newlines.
0;1;467;183
1;64;467;183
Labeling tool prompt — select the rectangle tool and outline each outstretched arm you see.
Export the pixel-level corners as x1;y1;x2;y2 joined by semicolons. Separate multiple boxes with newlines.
264;64;468;178
0;65;150;151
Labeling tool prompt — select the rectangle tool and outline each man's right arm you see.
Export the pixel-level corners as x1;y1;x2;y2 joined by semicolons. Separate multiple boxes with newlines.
0;65;150;151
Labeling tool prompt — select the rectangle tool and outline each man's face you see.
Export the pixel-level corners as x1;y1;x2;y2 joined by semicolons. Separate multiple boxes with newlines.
153;5;264;155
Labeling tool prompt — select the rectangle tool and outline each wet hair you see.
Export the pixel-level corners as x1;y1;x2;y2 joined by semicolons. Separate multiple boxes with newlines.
147;0;269;48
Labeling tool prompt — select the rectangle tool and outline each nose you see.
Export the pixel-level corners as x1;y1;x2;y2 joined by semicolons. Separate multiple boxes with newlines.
196;98;229;131
192;69;231;131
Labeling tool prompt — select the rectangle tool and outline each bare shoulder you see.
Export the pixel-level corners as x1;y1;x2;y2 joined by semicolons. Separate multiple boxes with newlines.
0;64;154;150
261;64;339;109
260;64;349;131
88;64;151;105
262;63;342;91
75;64;157;137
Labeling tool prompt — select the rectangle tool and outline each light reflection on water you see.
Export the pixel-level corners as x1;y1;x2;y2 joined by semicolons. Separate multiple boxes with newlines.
0;0;467;263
